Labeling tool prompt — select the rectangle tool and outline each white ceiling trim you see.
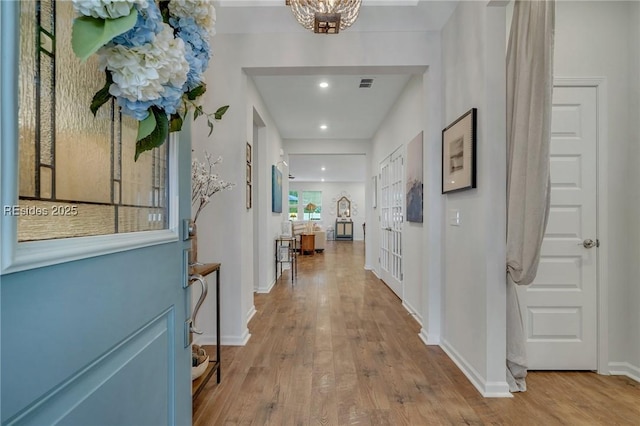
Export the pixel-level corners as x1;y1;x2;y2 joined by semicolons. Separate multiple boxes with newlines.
218;0;419;7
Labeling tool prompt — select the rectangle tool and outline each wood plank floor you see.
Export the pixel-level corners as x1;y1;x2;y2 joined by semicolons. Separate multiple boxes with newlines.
193;241;640;425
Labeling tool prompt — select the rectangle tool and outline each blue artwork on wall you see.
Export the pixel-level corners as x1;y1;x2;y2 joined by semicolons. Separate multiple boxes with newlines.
406;131;424;223
272;165;282;213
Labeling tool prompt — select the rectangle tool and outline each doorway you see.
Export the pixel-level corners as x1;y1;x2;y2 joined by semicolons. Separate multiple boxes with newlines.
517;82;606;370
379;146;404;298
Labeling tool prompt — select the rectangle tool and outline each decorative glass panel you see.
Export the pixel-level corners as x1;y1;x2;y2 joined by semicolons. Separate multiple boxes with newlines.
17;1;169;242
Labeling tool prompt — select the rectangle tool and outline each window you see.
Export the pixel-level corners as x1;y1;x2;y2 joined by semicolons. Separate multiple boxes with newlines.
302;191;322;221
16;1;168;242
288;190;298;220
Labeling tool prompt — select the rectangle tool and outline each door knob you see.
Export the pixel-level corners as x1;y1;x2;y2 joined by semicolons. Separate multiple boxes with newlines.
580;239;598;249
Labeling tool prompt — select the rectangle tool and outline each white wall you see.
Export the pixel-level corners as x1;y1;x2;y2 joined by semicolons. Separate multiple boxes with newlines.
440;1;509;396
192;70;285;345
631;0;640;377
289;181;366;241
197;30;442;345
553;0;640;379
369;75;425;324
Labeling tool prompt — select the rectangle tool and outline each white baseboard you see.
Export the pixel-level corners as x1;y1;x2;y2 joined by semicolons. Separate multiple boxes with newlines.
256;278;276;294
371;268;380;279
419;328;440;346
246;305;257;323
440;339;512;398
402;300;423;326
364;264;372;270
196;329;251;346
608;362;640;383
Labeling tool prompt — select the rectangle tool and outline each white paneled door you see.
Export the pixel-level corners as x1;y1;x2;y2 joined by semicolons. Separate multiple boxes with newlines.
518;86;598;370
380;148;404;298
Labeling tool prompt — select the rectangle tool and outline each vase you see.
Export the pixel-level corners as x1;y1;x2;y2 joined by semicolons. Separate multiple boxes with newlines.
189;220;198;265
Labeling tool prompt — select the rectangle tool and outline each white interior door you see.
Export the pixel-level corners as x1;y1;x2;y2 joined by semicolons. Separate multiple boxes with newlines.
379;148;404;297
518;85;598;370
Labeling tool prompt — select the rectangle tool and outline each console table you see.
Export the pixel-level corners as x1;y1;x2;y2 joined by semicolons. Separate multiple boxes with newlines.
189;262;221;400
275;237;297;283
335;220;353;241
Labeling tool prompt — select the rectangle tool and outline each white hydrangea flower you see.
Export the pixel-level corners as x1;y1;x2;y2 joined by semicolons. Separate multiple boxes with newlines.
99;45;163;101
98;24;188;102
147;24;190;89
168;0;216;36
72;0;147;20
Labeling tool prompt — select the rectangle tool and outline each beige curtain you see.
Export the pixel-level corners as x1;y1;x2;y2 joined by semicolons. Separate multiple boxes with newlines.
506;0;555;392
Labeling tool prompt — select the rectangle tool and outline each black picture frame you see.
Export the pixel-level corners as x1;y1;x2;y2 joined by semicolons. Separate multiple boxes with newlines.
442;108;477;194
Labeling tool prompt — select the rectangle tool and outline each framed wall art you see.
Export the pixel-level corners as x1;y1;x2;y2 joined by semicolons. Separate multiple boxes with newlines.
442;108;477;194
272;165;282;213
406;131;423;222
246;142;253;209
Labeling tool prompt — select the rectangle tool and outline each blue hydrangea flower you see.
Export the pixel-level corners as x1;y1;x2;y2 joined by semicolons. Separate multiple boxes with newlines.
118;98;153;121
152;85;184;115
170;16;210;91
112;1;162;47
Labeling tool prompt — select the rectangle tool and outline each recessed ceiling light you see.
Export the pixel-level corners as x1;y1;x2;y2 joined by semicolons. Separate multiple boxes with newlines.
321;178;325;182
321;167;326;171
320;124;327;130
319;81;329;88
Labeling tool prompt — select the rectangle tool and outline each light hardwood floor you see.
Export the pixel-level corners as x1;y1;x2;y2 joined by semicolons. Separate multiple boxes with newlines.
193;241;640;425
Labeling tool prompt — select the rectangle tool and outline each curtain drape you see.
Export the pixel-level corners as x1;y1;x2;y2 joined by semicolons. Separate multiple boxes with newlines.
505;0;555;392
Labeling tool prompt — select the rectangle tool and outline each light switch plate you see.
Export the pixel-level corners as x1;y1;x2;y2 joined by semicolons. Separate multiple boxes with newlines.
449;209;460;226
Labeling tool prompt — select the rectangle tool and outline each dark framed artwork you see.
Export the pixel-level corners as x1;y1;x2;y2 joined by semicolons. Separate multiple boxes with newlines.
442;108;477;194
246;142;252;209
271;165;282;213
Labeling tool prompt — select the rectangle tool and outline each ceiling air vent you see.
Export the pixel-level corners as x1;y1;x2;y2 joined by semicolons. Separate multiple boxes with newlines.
359;78;374;88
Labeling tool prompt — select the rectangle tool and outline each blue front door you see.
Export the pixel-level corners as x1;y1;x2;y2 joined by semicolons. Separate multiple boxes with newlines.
0;1;192;424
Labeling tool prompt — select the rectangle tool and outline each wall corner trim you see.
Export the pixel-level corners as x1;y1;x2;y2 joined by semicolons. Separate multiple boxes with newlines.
440;339;512;398
608;362;640;383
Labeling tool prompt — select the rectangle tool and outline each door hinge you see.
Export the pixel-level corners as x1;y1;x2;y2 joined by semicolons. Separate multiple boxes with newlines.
596;239;600;247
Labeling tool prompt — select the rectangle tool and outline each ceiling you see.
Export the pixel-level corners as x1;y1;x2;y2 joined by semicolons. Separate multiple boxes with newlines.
252;74;413;140
288;154;367;182
216;1;459;182
215;1;459;35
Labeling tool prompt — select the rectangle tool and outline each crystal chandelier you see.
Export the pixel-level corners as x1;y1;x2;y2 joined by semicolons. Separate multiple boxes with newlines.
286;0;362;34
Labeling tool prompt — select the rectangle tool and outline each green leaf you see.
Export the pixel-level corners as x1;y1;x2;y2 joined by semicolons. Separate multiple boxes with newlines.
193;105;203;121
169;113;183;132
90;72;114;116
213;105;229;120
72;9;138;62
186;84;207;101
207;120;214;137
135;108;169;161
158;1;171;24
137;111;156;141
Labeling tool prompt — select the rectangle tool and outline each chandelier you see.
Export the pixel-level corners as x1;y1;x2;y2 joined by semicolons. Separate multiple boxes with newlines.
286;0;362;34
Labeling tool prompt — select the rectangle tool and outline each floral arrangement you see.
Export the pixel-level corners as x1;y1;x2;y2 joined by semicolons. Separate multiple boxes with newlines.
71;0;227;160
191;152;234;223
